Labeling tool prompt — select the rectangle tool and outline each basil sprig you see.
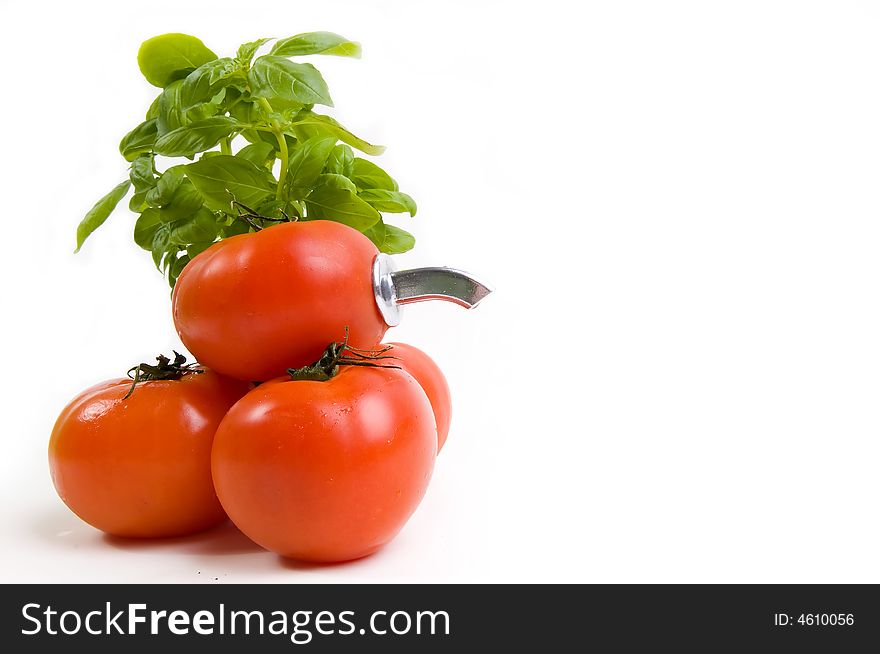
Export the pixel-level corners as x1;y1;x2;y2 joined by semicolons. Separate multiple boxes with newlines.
76;32;416;287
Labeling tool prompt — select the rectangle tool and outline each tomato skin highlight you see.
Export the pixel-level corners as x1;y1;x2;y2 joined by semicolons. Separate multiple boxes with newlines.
48;371;250;538
172;221;388;381
211;365;437;562
386;342;452;452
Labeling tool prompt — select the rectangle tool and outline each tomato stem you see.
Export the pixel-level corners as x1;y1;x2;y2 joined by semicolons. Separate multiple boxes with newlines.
229;198;293;231
123;351;203;399
286;327;400;382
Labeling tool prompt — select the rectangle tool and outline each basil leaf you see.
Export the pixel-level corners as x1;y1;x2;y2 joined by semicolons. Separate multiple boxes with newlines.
146;167;185;207
236;142;275;168
305;187;380;231
357;189;417;216
137;33;217;88
119;119;158;161
156;79;185;136
75;180;131;252
325;144;353;176
186;155;275;211
153;116;240;157
146;94;162;120
350;157;398;191
249;56;333;106
169;254;191;286
364;220;415;254
316;173;357;192
151;227;172;268
134;208;162;250
290;111;384;155
286;135;336;198
237;38;271;65
231;100;279;147
186;240;216;258
129;193;149;212
159;181;204;221
170;208;218;245
129;156;156;212
179;58;238;111
270;32;361;58
129;154;155;192
222;219;251;238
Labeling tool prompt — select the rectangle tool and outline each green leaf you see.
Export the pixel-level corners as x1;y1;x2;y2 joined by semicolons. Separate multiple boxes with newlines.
316;173;357;192
350;157;398;191
358;189;417;216
290;111;384;155
170;208;218;245
138;33;217;88
237;38;271;65
160;182;204;221
236;142;275;168
146;94;162;120
249;56;333;106
134;208;162;250
129;155;156;212
119;119;158;161
156;79;185;136
325;144;354;176
129;192;148;212
75;180;131;252
285;135;336;198
153;116;241;157
305;186;380;231
146;167;184;207
179;58;238;111
151;227;172;268
221;219;251;238
270;32;361;58
231;100;279;147
364;220;415;254
186;155;275;211
129;154;156;192
183;91;225;122
169;253;191;286
186;240;216;258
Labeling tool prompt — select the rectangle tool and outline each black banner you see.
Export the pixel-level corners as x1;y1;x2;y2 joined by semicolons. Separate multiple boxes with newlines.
0;584;876;651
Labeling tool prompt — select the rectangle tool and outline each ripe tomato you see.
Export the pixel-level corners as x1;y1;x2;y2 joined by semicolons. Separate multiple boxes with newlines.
386;342;452;452
211;363;437;562
49;370;249;538
172;221;387;381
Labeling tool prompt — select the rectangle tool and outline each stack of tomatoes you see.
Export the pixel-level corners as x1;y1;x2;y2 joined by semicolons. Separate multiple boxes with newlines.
49;221;452;562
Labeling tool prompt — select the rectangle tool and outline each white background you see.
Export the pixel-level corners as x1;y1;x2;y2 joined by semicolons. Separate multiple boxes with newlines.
1;0;880;583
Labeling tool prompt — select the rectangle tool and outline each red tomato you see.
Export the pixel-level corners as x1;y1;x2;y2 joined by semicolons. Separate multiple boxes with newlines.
211;364;437;562
387;342;452;452
49;371;250;538
172;221;387;381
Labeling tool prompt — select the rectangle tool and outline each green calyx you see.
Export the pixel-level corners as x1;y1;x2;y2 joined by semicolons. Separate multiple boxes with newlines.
75;32;418;288
286;329;399;382
123;351;203;399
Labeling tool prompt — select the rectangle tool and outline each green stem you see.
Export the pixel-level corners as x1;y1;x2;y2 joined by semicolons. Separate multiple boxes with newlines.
255;97;288;201
275;131;289;201
220;137;232;156
256;97;274;115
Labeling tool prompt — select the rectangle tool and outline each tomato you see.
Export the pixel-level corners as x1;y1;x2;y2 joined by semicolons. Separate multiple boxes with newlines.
172;221;387;381
48;370;250;538
386;342;452;452
211;363;437;562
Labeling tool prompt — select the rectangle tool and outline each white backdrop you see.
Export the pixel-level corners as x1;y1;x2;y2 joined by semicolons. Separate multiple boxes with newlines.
2;0;880;583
